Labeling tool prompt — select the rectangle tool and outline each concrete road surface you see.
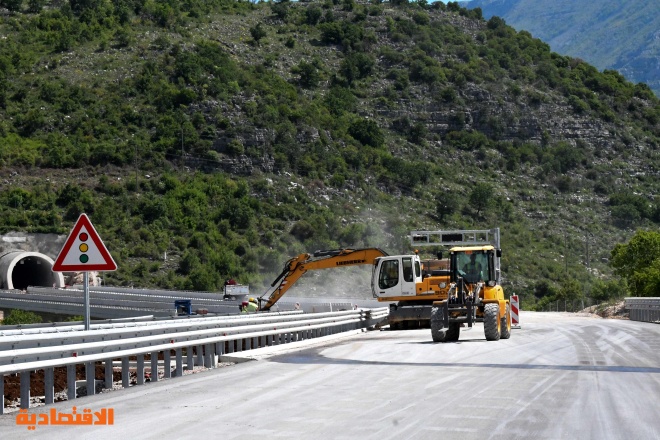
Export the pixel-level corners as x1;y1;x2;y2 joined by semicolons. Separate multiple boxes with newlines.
2;311;660;439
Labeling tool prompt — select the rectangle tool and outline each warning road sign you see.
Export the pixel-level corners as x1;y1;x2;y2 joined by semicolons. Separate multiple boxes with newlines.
52;213;117;272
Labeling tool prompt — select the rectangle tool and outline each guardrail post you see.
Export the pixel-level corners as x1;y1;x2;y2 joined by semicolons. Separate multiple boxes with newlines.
245;337;252;351
164;350;172;379
175;348;183;377
122;357;130;388
105;360;113;389
20;371;30;409
86;362;96;396
0;374;4;415
204;344;213;368
67;364;77;399
137;355;145;385
151;352;159;382
227;340;234;353
44;367;54;405
186;347;194;371
196;345;204;367
266;335;273;346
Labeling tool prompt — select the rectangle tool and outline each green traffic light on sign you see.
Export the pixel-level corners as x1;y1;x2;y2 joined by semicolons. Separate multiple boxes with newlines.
79;232;89;263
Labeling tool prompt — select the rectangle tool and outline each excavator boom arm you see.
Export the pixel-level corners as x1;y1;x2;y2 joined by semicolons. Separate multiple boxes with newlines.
260;248;388;311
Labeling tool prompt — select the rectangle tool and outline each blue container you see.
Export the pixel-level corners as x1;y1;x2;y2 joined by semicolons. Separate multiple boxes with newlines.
175;299;193;316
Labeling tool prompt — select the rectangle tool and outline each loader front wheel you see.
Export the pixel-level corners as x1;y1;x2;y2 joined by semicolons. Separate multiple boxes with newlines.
500;303;511;340
484;303;501;341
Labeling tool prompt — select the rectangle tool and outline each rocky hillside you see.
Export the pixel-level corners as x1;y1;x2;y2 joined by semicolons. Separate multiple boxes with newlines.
0;0;658;308
467;0;660;96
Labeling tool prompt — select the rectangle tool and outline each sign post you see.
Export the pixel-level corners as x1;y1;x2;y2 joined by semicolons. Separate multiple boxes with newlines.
511;294;521;329
52;214;117;330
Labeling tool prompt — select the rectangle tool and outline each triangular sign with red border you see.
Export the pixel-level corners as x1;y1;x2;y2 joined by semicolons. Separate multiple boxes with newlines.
52;213;117;272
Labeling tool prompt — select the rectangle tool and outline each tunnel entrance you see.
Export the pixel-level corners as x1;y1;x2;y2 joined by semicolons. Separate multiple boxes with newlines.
12;256;54;290
0;251;65;290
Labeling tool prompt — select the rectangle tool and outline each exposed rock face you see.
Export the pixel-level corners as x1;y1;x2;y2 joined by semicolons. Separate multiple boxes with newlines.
0;233;65;259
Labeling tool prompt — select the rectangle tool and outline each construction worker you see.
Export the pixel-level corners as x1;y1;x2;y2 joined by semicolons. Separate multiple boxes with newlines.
240;300;249;313
462;253;483;281
246;297;259;312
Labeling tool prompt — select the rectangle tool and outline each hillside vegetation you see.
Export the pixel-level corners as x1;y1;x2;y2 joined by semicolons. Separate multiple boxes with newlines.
468;0;660;97
0;0;659;309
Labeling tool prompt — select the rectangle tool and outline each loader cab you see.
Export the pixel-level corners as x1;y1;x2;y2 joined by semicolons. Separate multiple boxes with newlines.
372;255;421;299
450;246;501;285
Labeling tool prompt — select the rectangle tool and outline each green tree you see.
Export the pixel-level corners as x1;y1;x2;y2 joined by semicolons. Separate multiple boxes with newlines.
468;182;493;217
590;278;628;302
292;61;320;88
629;260;660;297
270;1;289;21
305;5;322;25
1;309;43;325
348;119;384;148
27;0;45;12
250;23;267;44
1;0;23;12
69;0;104;14
557;278;582;301
610;230;660;297
435;191;460;222
533;280;557;299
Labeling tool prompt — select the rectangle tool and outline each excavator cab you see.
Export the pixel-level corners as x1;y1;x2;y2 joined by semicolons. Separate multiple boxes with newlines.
372;256;421;300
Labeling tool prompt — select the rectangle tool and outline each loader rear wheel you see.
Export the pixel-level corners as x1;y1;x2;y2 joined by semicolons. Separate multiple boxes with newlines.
484;303;501;341
500;303;511;340
430;306;448;342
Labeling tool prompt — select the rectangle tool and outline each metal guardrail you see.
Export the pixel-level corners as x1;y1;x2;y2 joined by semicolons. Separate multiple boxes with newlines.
0;307;388;414
625;298;660;323
2;287;382;319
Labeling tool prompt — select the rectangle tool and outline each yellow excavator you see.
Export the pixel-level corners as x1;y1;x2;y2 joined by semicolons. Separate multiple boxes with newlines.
259;247;452;329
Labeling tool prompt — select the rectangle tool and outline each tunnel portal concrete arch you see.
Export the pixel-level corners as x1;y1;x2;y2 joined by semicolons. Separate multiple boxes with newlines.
0;251;65;290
